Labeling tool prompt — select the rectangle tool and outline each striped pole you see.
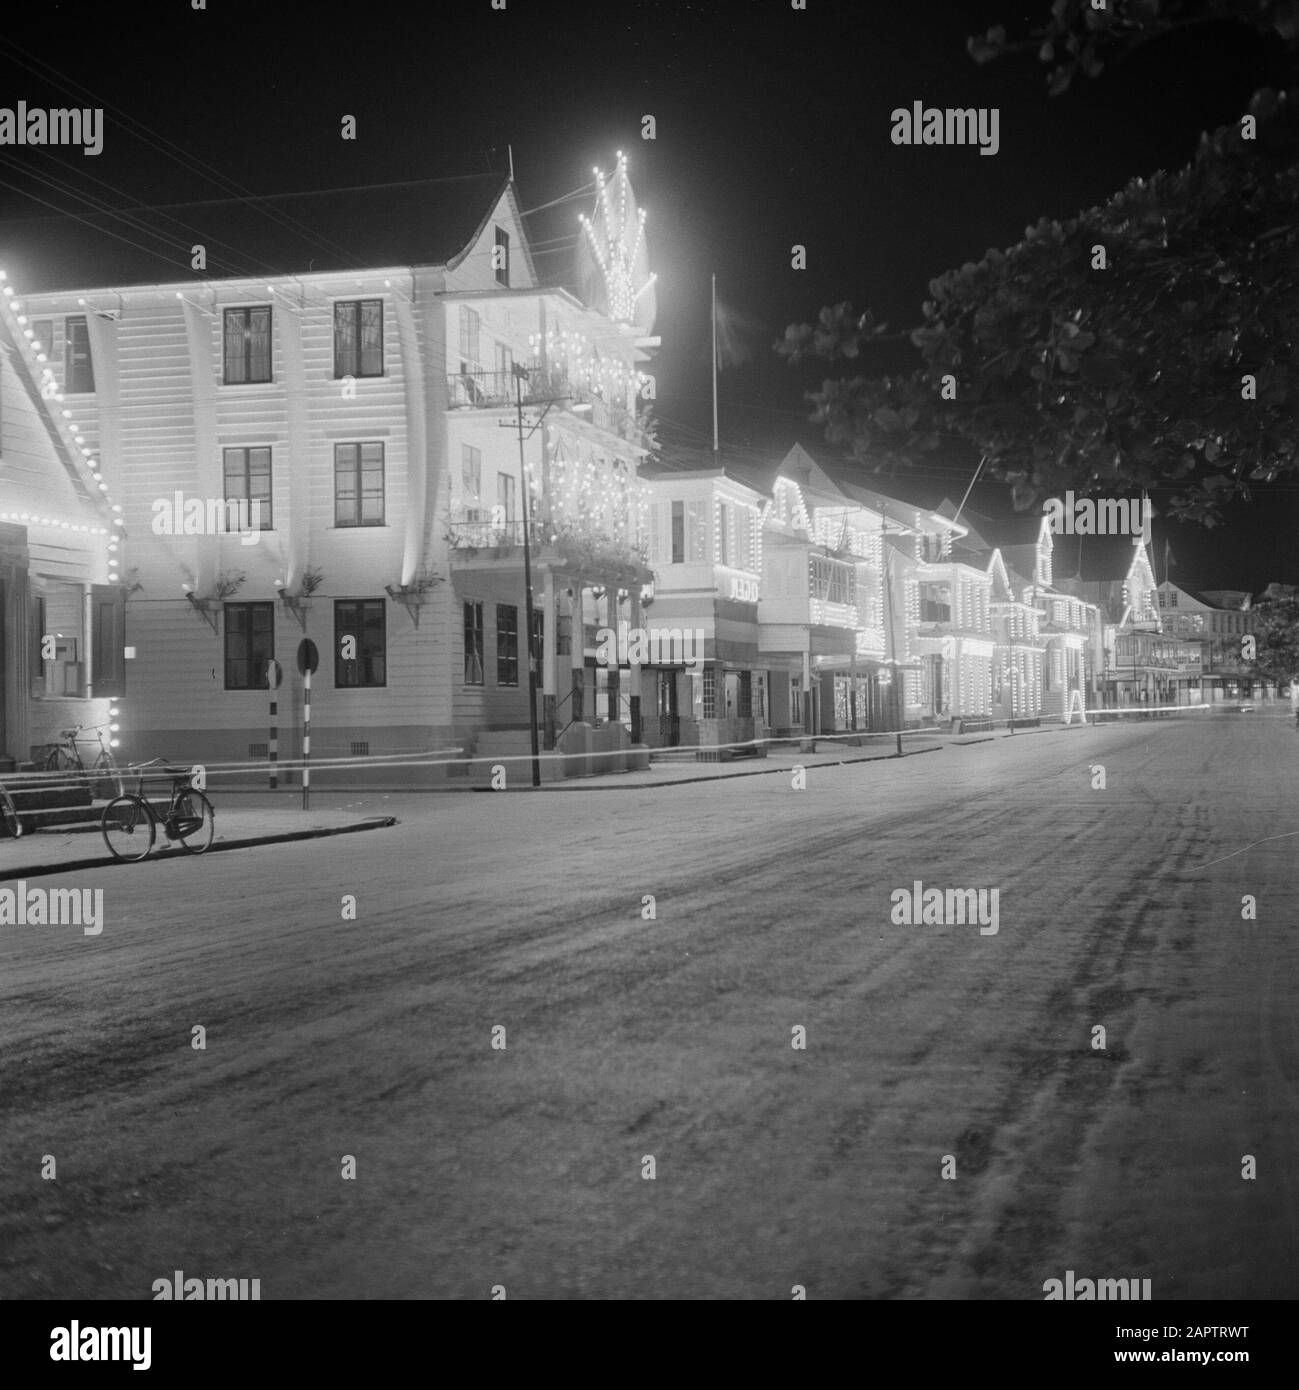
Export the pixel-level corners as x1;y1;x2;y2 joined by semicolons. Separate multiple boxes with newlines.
302;666;311;811
268;660;279;791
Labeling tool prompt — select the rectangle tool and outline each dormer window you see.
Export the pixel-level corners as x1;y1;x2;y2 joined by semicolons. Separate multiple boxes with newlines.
494;227;510;288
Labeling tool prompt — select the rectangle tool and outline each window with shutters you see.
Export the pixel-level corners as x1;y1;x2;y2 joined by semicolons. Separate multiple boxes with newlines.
462;445;482;514
463;601;484;685
459;306;481;373
496;604;518;687
687;501;707;561
31;594;47;696
91;585;125;697
497;472;516;525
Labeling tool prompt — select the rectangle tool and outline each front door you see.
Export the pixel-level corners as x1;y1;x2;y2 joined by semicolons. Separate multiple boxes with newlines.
657;670;680;746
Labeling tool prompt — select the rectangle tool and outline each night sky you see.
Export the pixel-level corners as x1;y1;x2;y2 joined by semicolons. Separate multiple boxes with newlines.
2;0;1295;590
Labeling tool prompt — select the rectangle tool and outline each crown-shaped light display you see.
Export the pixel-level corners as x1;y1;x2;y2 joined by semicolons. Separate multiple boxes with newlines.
578;151;657;331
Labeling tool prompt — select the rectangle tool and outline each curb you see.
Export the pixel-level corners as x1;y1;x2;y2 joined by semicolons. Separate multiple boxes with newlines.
536;742;947;790
0;815;397;881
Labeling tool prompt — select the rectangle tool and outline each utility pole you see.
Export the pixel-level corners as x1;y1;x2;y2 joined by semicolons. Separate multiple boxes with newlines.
880;507;903;757
507;367;591;786
516;367;542;788
711;272;719;457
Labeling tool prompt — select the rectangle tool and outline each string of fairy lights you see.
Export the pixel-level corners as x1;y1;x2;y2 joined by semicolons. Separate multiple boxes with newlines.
0;269;123;576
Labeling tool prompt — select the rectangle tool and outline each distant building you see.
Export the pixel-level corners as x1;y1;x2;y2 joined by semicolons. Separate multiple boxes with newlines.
1052;534;1174;707
1155;580;1269;704
946;507;1096;724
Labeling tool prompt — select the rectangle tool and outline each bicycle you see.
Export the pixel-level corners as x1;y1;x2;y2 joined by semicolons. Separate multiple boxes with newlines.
0;781;23;839
42;723;123;800
100;759;215;862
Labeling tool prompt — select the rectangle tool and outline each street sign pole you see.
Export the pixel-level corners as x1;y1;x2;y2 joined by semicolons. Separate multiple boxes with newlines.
296;639;319;811
267;659;283;791
302;667;311;811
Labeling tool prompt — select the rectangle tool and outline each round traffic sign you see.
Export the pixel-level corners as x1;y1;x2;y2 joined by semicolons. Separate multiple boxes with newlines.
296;638;319;676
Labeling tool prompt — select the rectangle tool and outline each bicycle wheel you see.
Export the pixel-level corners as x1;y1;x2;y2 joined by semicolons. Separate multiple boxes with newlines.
101;795;156;862
172;790;215;854
0;791;22;839
44;746;80;776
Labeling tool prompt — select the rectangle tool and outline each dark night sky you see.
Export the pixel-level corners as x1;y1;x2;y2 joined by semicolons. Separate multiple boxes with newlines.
1;0;1295;591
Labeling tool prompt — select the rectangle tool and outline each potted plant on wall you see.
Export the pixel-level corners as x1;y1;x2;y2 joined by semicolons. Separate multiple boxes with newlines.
384;568;442;625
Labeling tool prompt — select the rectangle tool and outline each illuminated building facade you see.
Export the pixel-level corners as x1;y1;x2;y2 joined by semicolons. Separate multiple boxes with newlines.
0;273;123;772
12;162;658;782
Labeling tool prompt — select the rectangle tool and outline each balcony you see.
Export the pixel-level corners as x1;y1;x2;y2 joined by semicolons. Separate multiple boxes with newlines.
446;365;645;446
809;597;860;629
446;512;652;586
447;369;521;410
447;518;540;551
919;600;951;624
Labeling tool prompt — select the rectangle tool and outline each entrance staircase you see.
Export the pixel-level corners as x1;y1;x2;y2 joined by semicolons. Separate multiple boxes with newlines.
0;763;104;838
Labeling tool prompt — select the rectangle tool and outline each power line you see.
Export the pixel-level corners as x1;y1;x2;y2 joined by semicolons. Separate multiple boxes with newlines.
0;168;520;229
0;37;370;272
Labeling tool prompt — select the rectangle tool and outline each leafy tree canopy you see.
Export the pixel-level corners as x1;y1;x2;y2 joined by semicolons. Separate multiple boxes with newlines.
1249;595;1299;680
779;1;1299;526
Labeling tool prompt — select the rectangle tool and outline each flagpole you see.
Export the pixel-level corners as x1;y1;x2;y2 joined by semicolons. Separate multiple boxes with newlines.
711;272;719;456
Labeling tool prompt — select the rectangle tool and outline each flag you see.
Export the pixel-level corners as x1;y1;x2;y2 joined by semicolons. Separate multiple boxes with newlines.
713;295;766;371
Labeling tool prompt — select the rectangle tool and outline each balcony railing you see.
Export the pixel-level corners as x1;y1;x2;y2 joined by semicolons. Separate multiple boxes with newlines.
446;365;644;445
448;518;542;550
447;369;524;409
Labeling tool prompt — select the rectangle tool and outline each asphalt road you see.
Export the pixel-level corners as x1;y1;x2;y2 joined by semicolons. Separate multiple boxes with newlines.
2;711;1295;1299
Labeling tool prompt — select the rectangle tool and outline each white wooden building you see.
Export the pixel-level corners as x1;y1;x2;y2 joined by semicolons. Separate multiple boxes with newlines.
12;166;657;783
0;268;122;771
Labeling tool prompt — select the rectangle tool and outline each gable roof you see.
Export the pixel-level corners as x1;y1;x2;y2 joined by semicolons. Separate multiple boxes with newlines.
0;297;115;523
1;173;515;293
1050;532;1150;584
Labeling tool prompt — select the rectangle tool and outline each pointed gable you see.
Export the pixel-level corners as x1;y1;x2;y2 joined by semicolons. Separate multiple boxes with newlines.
986;549;1015;603
0;284;114;532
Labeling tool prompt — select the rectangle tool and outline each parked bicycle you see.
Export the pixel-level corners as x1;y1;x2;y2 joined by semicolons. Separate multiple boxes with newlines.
42;723;123;800
100;759;215;862
0;781;23;839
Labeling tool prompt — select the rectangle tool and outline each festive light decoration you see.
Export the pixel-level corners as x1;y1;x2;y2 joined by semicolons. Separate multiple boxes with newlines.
0;511;110;534
578;152;657;329
544;427;649;550
0;269;122;585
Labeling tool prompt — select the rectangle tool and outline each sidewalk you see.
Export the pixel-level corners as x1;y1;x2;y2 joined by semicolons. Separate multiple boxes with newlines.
535;720;1094;790
0;807;396;879
539;737;945;790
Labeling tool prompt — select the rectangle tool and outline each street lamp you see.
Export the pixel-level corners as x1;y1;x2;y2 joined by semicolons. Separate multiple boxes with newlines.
511;363;591;787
